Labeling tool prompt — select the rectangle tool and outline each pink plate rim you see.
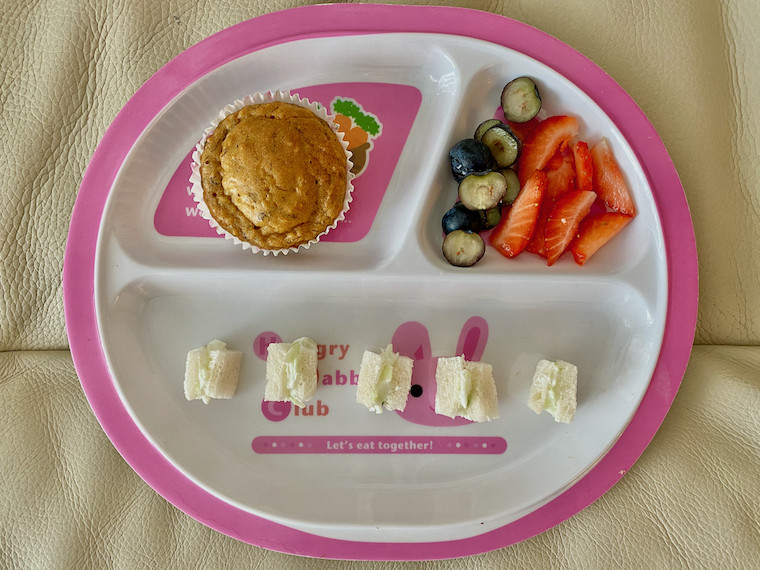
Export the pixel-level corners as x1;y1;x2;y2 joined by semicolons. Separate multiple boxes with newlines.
63;4;698;560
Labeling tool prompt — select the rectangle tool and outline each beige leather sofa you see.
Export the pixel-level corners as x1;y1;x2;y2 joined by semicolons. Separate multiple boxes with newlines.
2;1;758;567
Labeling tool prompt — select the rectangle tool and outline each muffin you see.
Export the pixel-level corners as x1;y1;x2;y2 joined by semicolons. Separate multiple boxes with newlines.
190;92;353;254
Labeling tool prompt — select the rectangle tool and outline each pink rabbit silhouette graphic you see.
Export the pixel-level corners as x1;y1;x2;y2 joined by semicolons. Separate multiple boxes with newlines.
392;316;489;427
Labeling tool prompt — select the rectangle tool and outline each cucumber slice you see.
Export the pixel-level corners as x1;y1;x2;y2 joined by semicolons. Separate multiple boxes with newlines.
442;230;485;267
481;124;521;168
501;77;542;123
458;171;507;211
499;168;521;205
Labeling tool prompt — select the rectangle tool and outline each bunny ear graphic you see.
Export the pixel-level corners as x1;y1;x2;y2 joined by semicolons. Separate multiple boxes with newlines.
391;321;431;361
456;316;489;361
392;320;473;427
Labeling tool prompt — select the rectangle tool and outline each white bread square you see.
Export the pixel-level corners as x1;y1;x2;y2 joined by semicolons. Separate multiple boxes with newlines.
184;340;243;404
528;359;577;423
435;356;499;422
356;346;413;412
265;338;318;407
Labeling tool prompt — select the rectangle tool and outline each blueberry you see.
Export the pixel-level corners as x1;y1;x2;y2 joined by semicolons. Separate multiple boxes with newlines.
442;202;482;234
448;139;493;182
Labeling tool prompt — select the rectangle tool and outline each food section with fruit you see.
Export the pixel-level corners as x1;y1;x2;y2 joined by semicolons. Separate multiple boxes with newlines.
441;77;637;268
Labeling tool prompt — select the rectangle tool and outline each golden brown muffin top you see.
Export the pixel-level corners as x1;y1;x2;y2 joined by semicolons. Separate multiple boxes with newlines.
199;101;348;250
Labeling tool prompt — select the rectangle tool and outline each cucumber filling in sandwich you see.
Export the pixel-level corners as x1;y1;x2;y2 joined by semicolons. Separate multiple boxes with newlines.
458;368;473;409
184;339;243;404
435;356;499;422
527;359;578;423
265;337;318;408
372;348;398;412
356;345;413;413
283;339;311;407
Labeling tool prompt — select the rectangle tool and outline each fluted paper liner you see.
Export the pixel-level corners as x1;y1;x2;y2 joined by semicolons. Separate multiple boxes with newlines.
188;91;355;255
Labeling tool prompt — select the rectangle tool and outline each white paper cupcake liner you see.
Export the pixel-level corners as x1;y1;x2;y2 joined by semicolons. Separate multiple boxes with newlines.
188;90;355;256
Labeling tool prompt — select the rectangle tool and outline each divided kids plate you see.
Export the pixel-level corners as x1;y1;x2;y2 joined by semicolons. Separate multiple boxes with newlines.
63;4;697;560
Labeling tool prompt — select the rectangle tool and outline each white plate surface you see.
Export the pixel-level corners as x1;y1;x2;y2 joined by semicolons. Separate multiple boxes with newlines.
93;32;666;544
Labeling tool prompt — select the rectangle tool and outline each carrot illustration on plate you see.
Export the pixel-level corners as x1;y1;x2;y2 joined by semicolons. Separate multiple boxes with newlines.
331;97;382;178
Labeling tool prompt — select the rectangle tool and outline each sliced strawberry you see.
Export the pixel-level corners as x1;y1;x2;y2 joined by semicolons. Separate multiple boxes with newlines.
570;212;633;265
517;115;579;185
542;149;566;174
525;202;550;257
589;138;636;215
572;140;593;192
525;151;575;257
545;150;576;201
506;117;541;143
544;190;597;266
490;170;548;258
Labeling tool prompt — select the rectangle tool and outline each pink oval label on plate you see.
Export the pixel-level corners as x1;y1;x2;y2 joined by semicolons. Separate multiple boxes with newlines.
252;436;507;454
